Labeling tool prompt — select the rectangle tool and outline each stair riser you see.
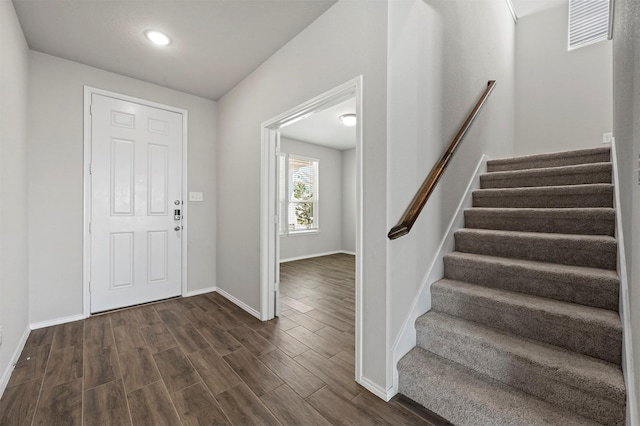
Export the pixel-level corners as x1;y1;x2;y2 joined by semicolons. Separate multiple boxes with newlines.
464;211;615;236
480;170;611;189
443;256;619;310
431;288;622;364
454;232;617;270
473;191;613;208
487;151;611;172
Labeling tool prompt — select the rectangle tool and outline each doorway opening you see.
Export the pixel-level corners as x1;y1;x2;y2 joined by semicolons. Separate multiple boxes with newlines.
260;77;363;381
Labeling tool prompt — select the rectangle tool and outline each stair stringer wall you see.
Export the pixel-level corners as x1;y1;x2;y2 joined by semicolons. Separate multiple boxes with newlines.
389;154;487;398
611;139;639;426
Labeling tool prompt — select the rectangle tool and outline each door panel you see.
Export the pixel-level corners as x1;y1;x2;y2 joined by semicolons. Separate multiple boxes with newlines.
148;231;168;283
148;144;168;215
111;139;134;215
90;93;182;313
111;232;134;289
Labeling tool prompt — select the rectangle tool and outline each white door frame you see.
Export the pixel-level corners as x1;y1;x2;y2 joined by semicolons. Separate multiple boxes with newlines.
82;86;189;317
260;76;364;381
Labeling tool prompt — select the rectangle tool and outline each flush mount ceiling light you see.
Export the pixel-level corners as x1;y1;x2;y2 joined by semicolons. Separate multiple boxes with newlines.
144;30;172;46
339;114;357;127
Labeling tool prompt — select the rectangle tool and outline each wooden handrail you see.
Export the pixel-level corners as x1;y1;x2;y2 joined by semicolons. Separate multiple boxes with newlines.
388;80;497;240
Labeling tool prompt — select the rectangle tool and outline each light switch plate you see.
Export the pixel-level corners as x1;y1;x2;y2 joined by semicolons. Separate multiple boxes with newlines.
189;192;203;202
603;132;613;144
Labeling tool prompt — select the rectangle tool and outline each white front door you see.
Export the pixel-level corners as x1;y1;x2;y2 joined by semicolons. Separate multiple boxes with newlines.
90;93;183;313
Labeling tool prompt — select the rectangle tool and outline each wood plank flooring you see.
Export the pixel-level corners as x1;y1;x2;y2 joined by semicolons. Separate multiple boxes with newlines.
0;254;436;425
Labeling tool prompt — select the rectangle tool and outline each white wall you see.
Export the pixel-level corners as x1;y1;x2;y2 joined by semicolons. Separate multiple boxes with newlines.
0;0;30;390
387;0;516;386
342;148;356;253
612;0;640;417
28;52;217;324
279;137;343;260
217;0;388;388
515;0;613;155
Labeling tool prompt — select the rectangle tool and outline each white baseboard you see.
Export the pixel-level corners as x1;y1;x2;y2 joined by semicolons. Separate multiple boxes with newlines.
610;139;639;426
28;288;217;330
0;325;30;397
184;286;216;298
358;375;394;401
215;288;261;320
389;154;487;397
30;313;86;330
280;250;354;263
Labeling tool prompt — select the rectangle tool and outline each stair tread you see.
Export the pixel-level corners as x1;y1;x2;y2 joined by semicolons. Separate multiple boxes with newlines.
433;279;622;331
487;147;610;172
445;251;619;288
474;183;613;196
473;184;613;209
416;311;625;399
464;207;616;235
455;227;617;245
398;347;601;426
465;206;615;218
444;251;619;310
455;228;617;270
482;162;611;178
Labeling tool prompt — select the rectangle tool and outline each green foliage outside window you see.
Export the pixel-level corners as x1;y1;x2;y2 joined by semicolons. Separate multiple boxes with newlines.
293;181;313;228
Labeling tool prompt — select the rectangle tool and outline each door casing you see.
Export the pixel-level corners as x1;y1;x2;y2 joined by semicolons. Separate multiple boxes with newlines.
83;86;189;317
260;76;364;383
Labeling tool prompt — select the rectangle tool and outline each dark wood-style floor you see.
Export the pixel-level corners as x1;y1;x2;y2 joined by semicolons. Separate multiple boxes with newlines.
0;254;433;425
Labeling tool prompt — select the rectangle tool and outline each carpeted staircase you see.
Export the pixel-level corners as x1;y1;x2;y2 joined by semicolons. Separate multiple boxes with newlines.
398;147;626;426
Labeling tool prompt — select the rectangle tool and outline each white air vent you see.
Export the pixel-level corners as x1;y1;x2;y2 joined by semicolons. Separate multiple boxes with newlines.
568;0;612;51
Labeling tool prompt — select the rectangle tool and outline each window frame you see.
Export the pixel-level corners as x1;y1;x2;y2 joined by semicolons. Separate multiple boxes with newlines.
279;153;320;236
568;0;612;51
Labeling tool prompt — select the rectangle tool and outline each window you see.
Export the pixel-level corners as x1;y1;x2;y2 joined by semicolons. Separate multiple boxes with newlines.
568;0;612;51
279;154;319;234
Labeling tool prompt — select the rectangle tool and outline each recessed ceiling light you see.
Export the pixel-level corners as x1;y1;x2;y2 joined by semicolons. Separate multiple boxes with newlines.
145;30;172;46
339;114;357;127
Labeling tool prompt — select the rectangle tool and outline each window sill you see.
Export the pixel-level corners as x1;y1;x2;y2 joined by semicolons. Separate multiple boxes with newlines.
281;229;320;237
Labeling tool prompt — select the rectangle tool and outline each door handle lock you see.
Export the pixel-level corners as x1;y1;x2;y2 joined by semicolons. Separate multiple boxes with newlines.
174;209;181;221
174;226;182;231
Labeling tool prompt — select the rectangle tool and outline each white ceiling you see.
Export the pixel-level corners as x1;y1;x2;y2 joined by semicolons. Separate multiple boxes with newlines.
12;0;337;101
280;98;356;151
512;0;566;18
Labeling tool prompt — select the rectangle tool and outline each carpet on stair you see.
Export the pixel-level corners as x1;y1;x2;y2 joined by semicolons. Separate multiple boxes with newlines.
397;147;625;425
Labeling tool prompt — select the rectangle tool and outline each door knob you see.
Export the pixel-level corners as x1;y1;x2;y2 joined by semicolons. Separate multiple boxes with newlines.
174;226;181;231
